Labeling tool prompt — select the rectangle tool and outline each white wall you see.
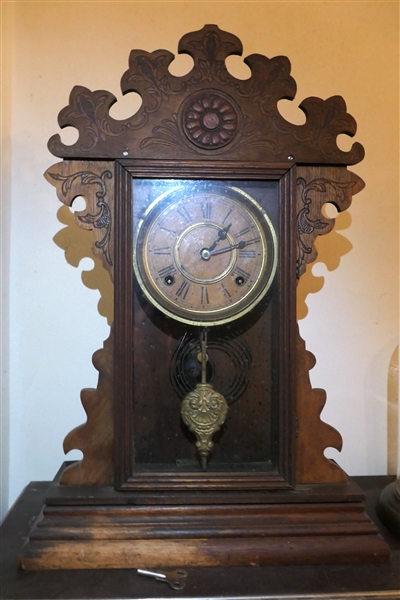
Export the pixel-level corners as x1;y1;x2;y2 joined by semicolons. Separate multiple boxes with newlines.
1;1;398;520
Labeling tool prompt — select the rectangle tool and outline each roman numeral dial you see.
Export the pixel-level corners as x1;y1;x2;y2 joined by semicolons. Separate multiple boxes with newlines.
133;183;277;326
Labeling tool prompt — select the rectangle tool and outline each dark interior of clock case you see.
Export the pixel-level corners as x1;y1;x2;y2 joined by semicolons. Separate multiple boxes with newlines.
131;179;280;472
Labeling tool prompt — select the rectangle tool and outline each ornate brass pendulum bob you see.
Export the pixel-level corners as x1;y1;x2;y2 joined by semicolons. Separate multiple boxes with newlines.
181;330;228;470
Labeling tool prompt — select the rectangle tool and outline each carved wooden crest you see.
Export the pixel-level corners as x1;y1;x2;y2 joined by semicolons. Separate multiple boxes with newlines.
48;24;363;165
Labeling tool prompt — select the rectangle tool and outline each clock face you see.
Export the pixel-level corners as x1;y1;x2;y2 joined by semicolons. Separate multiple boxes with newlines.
133;182;278;326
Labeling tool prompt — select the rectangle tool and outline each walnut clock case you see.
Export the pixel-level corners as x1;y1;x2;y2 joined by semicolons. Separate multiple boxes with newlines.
19;25;390;569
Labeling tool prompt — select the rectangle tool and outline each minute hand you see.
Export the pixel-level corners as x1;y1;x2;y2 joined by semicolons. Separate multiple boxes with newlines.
209;237;260;257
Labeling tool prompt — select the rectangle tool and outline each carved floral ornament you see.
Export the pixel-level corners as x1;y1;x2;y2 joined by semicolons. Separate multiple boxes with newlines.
48;24;364;164
180;90;240;150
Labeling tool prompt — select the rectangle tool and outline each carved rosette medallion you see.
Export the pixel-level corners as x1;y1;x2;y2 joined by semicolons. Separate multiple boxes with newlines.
180;90;240;150
181;383;228;469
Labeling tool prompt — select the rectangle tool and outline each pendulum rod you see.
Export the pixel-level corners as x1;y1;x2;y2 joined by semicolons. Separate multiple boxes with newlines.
200;329;208;385
181;327;228;470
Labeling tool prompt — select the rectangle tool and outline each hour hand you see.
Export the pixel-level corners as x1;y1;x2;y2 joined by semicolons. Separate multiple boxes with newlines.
207;223;232;253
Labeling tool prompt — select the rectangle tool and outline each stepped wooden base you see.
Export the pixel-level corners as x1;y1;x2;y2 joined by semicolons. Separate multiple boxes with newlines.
19;482;390;570
19;535;390;570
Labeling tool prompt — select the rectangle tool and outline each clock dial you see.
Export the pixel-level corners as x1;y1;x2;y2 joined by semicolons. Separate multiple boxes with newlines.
134;183;277;325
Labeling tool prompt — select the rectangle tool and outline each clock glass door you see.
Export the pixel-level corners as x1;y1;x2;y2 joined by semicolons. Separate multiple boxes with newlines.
124;176;290;487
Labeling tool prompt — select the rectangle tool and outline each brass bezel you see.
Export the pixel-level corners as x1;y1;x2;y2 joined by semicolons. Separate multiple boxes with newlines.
133;181;278;326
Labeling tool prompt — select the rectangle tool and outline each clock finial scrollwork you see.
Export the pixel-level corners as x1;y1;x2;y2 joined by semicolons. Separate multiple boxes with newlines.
295;168;365;279
47;25;364;165
44;161;114;277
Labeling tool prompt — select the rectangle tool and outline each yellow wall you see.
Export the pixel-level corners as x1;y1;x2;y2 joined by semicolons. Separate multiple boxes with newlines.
1;1;398;517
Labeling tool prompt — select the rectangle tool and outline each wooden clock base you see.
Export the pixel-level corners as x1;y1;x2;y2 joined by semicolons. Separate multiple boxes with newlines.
19;473;390;570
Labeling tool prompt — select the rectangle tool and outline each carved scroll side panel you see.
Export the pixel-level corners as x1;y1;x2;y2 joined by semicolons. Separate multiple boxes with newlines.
61;330;114;485
295;327;345;483
295;166;364;279
294;166;364;483
45;160;114;485
44;161;114;280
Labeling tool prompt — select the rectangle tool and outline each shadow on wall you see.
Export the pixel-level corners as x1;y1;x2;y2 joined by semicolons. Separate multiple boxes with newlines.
53;205;114;325
54;196;354;328
50;169;398;482
297;209;353;320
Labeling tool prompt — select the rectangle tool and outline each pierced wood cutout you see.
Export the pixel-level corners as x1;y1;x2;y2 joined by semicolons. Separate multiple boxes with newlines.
294;166;364;482
44;161;115;279
45;160;114;484
295;325;345;483
61;330;114;485
295;166;365;279
48;25;364;165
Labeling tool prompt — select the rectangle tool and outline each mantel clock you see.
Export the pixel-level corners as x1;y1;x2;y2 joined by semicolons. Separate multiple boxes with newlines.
20;25;390;569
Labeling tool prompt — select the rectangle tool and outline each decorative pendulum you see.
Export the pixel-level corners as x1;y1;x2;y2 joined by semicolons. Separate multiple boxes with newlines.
181;329;228;470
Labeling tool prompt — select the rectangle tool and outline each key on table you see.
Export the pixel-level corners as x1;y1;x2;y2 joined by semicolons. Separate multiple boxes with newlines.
137;568;188;590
